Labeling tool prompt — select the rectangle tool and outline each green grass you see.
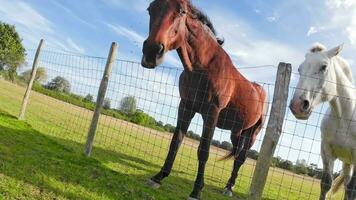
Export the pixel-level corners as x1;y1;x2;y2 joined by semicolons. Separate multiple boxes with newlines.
0;79;344;199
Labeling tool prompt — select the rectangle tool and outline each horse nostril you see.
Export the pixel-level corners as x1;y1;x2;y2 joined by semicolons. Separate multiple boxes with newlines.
158;44;164;55
302;100;310;111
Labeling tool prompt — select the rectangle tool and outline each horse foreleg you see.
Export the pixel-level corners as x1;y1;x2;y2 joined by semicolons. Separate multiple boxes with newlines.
189;106;220;200
320;143;334;200
148;100;195;188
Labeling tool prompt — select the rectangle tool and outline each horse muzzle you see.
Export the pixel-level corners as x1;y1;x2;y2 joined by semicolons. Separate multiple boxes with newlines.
141;41;165;69
289;99;312;120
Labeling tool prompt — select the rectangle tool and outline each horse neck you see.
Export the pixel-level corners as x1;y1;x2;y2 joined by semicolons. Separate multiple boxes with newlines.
329;58;356;120
177;18;230;72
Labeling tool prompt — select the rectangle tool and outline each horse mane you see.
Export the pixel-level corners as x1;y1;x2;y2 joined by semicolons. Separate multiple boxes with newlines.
335;56;354;85
189;4;224;45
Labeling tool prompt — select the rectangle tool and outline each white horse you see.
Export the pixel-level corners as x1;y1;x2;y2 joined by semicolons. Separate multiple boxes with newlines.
290;43;356;200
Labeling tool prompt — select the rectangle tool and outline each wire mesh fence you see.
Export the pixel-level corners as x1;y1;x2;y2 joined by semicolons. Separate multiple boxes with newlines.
0;42;351;200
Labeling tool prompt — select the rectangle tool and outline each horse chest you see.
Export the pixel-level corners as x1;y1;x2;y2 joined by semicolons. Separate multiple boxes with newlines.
321;114;356;163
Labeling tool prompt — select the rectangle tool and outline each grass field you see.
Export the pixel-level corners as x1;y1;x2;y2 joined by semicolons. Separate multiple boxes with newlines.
0;79;344;200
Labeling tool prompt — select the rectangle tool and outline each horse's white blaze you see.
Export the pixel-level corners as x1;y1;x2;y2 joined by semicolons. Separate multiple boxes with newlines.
290;43;356;196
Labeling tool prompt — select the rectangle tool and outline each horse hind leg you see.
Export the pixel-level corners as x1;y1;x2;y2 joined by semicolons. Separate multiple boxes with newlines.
223;120;261;197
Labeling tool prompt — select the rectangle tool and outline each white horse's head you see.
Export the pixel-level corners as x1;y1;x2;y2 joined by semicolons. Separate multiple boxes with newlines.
290;43;344;120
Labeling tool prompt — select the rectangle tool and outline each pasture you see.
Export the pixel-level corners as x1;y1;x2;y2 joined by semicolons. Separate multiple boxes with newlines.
0;79;343;199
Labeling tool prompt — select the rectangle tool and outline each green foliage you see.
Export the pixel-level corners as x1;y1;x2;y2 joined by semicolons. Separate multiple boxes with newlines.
276;160;292;170
220;141;233;151
21;67;47;83
164;124;175;133
83;94;94;103
46;76;71;93
130;110;157;127
294;159;308;175
120;96;137;115
103;98;111;109
0;22;26;81
32;83;95;111
246;149;259;160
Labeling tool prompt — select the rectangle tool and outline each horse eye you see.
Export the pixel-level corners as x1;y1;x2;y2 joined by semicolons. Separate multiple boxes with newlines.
320;65;327;72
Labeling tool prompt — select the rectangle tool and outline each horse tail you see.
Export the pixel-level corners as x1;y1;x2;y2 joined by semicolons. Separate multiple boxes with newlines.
330;174;345;194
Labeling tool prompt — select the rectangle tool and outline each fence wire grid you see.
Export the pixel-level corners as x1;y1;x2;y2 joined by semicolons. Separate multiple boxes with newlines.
0;45;351;200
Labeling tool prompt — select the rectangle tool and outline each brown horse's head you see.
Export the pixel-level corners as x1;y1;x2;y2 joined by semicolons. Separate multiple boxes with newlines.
141;0;189;68
141;0;223;69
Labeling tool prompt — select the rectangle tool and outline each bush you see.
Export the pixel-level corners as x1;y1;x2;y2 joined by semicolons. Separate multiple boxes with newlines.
247;149;259;160
220;141;233;151
83;94;94;103
131;111;157;127
46;76;71;93
164;124;175;133
103;98;111;109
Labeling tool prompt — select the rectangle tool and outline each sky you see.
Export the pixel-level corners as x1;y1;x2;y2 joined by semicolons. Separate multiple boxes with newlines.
1;0;356;168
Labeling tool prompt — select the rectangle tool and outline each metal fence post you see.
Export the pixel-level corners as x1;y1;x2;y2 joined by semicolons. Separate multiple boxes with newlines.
84;42;118;156
18;39;44;120
248;62;292;200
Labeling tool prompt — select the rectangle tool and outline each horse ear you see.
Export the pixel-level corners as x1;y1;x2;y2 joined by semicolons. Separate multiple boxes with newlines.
327;44;344;58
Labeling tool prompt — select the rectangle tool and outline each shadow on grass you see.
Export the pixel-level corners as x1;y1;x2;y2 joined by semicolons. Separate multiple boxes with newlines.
0;110;273;200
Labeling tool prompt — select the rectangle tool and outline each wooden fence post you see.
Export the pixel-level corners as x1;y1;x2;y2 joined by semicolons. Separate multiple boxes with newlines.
18;39;45;120
84;42;118;157
248;62;292;200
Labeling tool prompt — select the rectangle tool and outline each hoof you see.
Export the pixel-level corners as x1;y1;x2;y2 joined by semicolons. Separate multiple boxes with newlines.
187;197;199;200
146;179;161;189
222;188;233;197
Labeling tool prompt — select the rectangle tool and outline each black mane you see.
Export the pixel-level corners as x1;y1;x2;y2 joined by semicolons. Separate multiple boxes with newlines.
190;5;224;45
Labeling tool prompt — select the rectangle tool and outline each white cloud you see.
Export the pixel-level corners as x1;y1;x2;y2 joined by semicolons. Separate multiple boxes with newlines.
267;16;277;22
66;38;85;54
107;23;181;67
254;9;261;14
107;24;145;44
307;26;318;36
0;0;53;33
101;0;148;12
266;12;280;22
208;9;303;67
51;1;95;28
311;0;356;46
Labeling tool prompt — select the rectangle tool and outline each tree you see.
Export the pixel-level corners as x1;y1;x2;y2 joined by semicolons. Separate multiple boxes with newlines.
278;160;293;171
22;67;47;83
164;124;175;133
0;22;26;81
103;98;111;109
46;76;71;93
294;159;308;175
119;96;137;115
246;149;259;160
83;94;94;103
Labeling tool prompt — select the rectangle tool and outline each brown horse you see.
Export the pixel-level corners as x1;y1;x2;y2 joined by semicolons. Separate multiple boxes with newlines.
141;0;268;199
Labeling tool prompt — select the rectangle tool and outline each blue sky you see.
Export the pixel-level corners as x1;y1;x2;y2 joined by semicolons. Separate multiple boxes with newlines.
1;0;356;168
